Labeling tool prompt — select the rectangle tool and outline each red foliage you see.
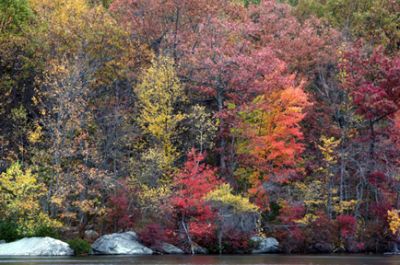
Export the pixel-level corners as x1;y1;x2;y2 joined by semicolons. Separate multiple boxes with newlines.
220;229;252;253
336;215;357;239
170;149;222;244
278;203;305;224
247;0;338;75
247;180;269;210
369;201;392;221
368;171;387;186
340;44;400;121
275;226;306;254
309;213;337;243
171;149;221;217
187;220;217;248
106;182;136;231
137;223;168;248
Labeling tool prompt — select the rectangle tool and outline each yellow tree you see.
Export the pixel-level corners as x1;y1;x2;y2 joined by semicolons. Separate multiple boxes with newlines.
388;209;400;236
318;136;340;219
135;56;186;181
0;162;61;237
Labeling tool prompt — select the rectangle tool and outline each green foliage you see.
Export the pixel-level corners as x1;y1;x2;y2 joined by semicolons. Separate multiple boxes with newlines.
0;220;20;242
88;0;113;8
67;238;91;256
0;0;32;34
243;0;261;7
32;219;61;239
0;216;60;241
10;105;28;124
205;184;259;213
288;0;400;51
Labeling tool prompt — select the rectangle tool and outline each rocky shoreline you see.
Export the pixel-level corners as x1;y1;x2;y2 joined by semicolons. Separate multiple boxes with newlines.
0;232;279;256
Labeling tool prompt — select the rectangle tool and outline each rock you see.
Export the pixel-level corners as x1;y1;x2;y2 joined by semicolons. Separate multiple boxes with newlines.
0;237;73;256
309;242;334;253
160;242;184;254
91;231;153;255
0;240;5;244
251;236;279;254
84;230;99;242
191;242;208;254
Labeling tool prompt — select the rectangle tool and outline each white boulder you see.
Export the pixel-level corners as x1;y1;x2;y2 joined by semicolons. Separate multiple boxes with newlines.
251;236;279;254
0;237;73;256
91;231;153;255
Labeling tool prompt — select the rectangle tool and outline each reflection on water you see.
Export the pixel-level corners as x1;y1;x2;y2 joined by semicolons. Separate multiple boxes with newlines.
0;255;399;265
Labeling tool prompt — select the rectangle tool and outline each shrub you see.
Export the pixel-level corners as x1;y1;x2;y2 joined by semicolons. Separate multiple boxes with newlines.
336;214;357;239
67;238;91;256
0;220;20;242
34;224;60;239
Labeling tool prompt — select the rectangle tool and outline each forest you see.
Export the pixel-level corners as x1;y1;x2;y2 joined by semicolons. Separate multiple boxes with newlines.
0;0;400;255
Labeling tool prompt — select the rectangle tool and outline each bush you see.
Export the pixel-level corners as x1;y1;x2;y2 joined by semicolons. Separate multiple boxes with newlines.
67;239;91;256
34;224;60;239
0;216;61;242
0;220;20;242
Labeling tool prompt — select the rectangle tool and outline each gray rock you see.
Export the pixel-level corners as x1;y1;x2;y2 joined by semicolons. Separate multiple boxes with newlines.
0;237;73;256
160;242;184;254
191;242;208;254
251;236;279;254
91;231;153;255
0;240;5;244
313;242;334;253
84;230;99;242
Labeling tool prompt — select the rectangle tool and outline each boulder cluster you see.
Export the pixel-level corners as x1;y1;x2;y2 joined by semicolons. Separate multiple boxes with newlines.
0;232;279;256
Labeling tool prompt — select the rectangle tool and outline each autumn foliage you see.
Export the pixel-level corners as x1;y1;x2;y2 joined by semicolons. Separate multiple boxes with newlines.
0;0;400;255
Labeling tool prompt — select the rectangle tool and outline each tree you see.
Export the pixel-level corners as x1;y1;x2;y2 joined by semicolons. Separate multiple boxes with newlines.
0;0;32;34
30;0;147;232
235;85;310;208
247;0;338;75
0;0;38;167
185;105;217;153
388;209;400;236
135;56;187;183
0;162;61;237
286;0;400;52
170;149;221;253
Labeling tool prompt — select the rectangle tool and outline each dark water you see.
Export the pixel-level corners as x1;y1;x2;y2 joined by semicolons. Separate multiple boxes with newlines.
0;255;399;265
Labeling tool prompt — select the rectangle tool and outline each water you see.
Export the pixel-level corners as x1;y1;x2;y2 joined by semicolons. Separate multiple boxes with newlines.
0;255;399;265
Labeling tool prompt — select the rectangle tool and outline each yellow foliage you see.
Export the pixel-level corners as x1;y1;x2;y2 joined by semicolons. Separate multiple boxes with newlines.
296;213;319;225
0;162;60;235
205;184;259;213
0;163;45;211
139;183;171;206
388;209;400;235
294;180;327;210
27;123;43;143
136;56;187;171
336;200;358;213
318;136;340;165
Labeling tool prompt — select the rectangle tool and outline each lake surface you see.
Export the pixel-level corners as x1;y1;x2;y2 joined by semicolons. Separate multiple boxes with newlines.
0;255;399;265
